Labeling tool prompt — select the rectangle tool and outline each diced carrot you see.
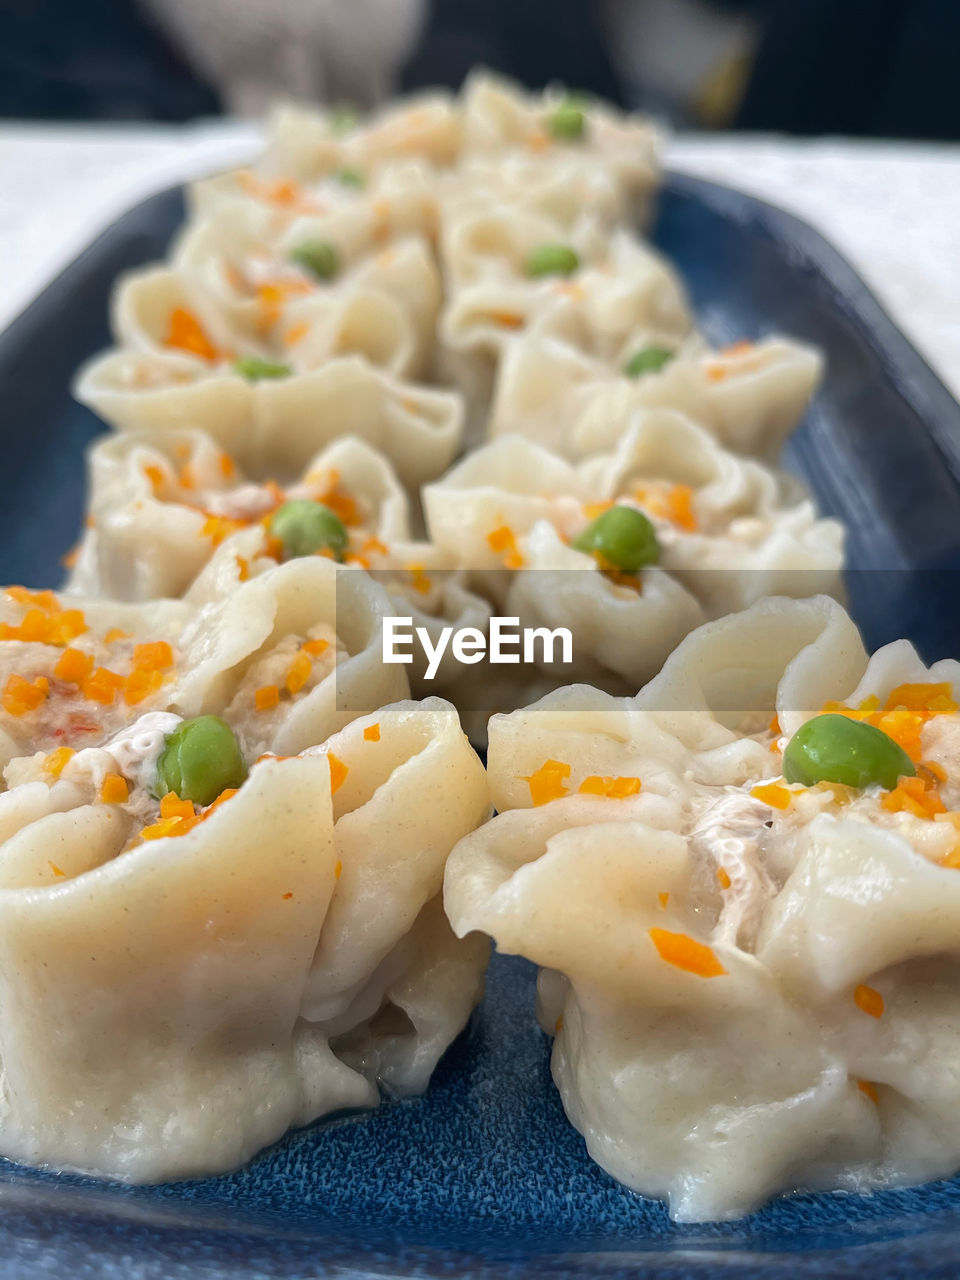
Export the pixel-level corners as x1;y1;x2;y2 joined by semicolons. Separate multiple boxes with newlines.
854;984;884;1018
44;746;75;777
100;774;129;805
658;892;670;909
132;641;174;673
165;307;219;361
751;782;792;809
523;759;571;806
858;1080;879;1104
255;685;280;712
648;928;726;978
363;723;381;742
124;668;164;706
328;753;348;794
286;651;312;696
2;674;50;715
302;638;329;657
54;647;93;685
716;866;732;889
82;667;125;705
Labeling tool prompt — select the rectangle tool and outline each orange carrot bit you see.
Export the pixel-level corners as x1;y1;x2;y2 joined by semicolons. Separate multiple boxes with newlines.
920;759;948;784
360;537;389;558
286;651;312;696
751;782;792;810
487;525;524;570
235;556;250;582
489;311;525;330
160;791;196;821
363;723;381;742
2;674;50;715
648;928;726;979
165;307;219;362
658;892;670;910
201;515;247;547
716;866;732;889
104;627;129;644
408;565;432;595
884;682;958;718
582;500;614;522
282;891;294;900
857;1080;879;1104
283;320;311;347
854;984;884;1019
577;775;642;799
17;608;51;643
335;859;343;880
578;775;612;796
720;340;755;357
124;668;164;706
315;484;360;527
56;610;87;644
255;685;280;712
882;774;945;819
54;646;94;686
769;713;781;736
328;753;349;794
140;814;199;842
522;759;571;806
6;586;58;610
667;484;698;532
61;544;80;571
133;641;174;673
219;451;236;479
302;638;329;657
82;667;125;706
100;773;129;805
144;463;167;492
48;861;65;877
44;746;75;777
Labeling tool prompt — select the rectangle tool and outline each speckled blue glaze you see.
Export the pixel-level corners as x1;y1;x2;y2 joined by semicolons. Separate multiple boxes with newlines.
0;175;959;1278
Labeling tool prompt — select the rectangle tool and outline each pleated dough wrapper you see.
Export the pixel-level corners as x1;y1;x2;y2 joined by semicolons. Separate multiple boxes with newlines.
75;352;464;487
170;205;440;377
68;429;414;601
0;696;489;1182
440;227;690;363
459;71;660;217
423;423;843;688
446;596;960;1219
0;556;407;766
491;331;823;461
259;93;462;182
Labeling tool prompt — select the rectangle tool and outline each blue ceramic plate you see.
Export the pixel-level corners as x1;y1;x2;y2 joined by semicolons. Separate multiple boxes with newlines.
0;174;959;1279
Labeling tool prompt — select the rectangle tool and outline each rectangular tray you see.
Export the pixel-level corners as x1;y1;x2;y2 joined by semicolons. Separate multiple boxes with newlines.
0;170;959;1280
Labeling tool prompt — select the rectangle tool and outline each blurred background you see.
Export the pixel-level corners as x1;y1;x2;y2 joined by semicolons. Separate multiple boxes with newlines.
0;0;957;138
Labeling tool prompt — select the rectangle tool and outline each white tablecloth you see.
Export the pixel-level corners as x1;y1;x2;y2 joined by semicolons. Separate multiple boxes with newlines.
0;120;958;400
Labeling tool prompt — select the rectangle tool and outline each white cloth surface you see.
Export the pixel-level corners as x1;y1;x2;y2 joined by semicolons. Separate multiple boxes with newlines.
0;120;957;399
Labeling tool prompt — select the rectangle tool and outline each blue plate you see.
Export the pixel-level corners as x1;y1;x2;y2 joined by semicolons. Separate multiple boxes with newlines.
0;174;959;1279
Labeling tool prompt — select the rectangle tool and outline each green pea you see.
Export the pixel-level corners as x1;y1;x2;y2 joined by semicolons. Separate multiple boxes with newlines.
232;357;292;382
572;504;660;572
290;239;340;281
623;345;675;378
335;167;365;188
329;105;359;135
269;499;349;561
782;713;916;790
526;243;580;279
155;716;248;807
547;98;586;141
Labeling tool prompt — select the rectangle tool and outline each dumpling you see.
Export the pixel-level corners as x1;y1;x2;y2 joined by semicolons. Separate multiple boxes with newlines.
490;331;823;461
422;420;843;691
74;352;464;487
459;71;660;218
445;595;960;1220
439;226;690;368
69;429;418;601
0;693;489;1182
0;558;407;768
